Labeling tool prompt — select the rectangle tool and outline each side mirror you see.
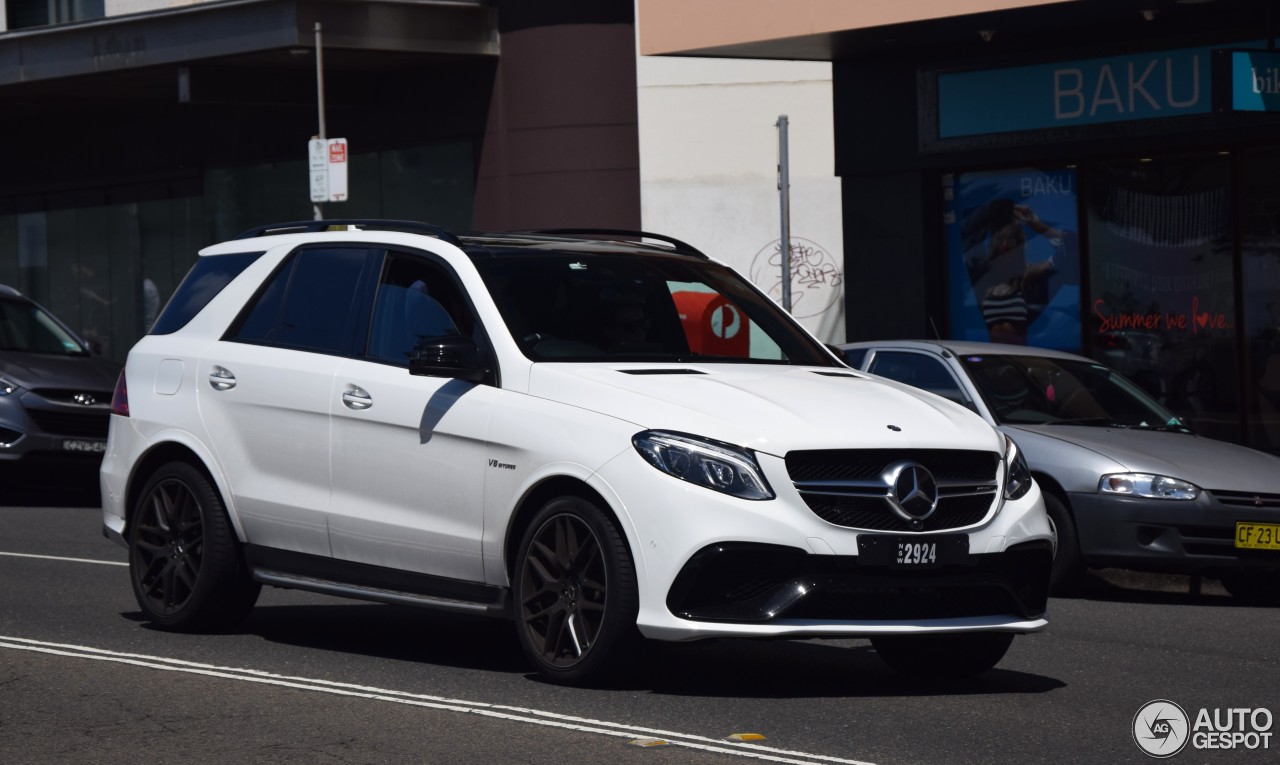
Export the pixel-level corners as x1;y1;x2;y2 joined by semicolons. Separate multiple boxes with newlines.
409;335;490;383
825;343;850;365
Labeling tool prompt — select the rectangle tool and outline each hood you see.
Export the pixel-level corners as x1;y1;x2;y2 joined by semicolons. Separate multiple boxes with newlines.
1009;424;1280;492
528;363;1002;457
0;351;121;392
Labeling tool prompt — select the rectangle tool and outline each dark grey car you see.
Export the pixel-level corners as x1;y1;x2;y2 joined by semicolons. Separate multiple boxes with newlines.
841;339;1280;604
0;285;121;465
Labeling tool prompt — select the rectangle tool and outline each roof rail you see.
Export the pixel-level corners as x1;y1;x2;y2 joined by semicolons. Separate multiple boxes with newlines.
232;219;463;248
514;229;708;259
0;284;22;297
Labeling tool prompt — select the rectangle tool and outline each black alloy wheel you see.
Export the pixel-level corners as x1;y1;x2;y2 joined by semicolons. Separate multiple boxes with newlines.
129;461;259;630
514;496;641;685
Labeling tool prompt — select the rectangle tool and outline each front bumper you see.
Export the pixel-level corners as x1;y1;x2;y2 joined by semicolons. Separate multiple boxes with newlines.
1070;490;1280;573
667;540;1051;623
594;448;1053;642
0;392;111;462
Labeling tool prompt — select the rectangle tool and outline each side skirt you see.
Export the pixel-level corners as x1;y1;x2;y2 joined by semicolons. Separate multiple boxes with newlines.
245;545;511;618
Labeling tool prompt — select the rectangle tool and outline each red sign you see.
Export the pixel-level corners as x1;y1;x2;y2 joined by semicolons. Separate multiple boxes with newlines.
672;291;749;358
329;142;347;163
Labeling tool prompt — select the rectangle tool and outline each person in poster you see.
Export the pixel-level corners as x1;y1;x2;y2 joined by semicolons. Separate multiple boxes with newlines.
946;168;1081;350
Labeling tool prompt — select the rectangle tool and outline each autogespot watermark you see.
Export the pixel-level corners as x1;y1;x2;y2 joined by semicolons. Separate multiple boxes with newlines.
1133;700;1273;758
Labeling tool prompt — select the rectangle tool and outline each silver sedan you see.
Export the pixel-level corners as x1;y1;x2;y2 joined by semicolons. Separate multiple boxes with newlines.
840;339;1280;603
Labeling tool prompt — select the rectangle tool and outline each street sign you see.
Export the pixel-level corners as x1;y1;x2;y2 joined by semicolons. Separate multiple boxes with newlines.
308;137;349;203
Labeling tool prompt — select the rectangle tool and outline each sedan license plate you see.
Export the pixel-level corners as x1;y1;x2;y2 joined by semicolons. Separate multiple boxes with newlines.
62;439;106;453
1235;522;1280;551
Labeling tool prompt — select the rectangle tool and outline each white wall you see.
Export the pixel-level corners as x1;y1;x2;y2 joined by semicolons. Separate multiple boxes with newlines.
636;55;845;343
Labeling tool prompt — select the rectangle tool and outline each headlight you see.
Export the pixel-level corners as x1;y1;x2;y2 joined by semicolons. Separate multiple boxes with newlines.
632;430;774;500
1099;473;1199;500
1004;434;1032;501
0;376;17;395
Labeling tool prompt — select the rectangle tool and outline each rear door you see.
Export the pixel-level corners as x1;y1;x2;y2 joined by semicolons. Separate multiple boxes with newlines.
198;245;377;556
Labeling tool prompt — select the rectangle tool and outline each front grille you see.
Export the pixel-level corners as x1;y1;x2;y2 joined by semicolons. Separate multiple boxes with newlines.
667;542;1052;623
25;408;110;438
1209;490;1280;511
786;449;1001;532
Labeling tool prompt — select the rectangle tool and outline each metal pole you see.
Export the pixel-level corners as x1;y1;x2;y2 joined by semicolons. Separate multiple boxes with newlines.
313;22;327;221
776;115;792;313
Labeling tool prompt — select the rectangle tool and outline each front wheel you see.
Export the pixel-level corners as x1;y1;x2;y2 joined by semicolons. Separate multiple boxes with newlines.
128;461;260;630
871;632;1015;680
1044;493;1085;595
513;496;642;685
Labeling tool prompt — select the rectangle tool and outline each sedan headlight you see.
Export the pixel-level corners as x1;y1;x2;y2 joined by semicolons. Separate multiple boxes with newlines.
633;430;774;500
1099;473;1199;500
0;376;17;395
1004;434;1032;501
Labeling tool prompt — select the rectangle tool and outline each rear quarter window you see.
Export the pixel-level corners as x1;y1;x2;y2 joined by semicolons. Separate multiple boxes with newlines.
150;252;264;335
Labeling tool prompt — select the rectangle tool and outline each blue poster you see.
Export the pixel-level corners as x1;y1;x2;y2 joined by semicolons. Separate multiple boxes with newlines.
945;168;1081;351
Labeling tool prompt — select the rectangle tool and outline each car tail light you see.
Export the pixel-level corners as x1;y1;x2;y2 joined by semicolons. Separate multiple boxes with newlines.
110;370;129;417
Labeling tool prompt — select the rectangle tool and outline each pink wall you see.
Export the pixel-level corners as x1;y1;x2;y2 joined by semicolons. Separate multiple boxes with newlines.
637;0;1073;55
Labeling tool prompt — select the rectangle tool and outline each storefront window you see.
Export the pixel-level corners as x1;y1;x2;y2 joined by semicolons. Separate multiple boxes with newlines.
1240;148;1280;451
1086;154;1239;443
945;167;1082;351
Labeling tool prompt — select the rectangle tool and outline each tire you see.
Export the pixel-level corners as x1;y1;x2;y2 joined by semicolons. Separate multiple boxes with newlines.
513;496;642;685
1219;570;1280;606
1044;492;1085;595
128;461;260;630
871;632;1015;680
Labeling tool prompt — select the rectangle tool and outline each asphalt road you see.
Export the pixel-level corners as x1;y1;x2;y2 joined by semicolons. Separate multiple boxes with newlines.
1;478;1277;764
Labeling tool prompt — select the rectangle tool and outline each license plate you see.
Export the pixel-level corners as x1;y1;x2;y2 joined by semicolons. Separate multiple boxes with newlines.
857;534;969;568
1235;522;1280;551
62;439;106;453
896;540;939;566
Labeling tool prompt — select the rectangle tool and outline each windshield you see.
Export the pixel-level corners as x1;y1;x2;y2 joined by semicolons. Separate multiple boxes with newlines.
0;296;87;357
473;251;836;366
960;353;1189;432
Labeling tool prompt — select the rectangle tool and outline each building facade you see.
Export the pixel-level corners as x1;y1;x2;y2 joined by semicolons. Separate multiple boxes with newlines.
641;0;1280;452
0;0;640;360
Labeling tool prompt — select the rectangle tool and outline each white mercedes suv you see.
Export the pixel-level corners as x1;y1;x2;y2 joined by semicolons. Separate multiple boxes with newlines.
101;220;1052;684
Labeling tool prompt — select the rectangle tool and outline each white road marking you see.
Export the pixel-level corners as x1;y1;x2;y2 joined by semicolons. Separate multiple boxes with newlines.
0;636;875;765
0;551;126;566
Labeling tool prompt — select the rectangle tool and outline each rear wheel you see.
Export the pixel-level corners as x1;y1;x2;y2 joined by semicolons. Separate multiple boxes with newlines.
871;632;1015;680
128;461;260;630
513;496;641;685
1044;492;1085;595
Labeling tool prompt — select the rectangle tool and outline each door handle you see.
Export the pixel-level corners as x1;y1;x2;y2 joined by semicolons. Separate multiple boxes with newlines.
342;386;373;410
208;366;236;391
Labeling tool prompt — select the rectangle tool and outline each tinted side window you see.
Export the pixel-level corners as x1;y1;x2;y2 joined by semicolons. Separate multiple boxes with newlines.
229;247;372;354
365;253;473;366
869;351;973;409
150;251;263;335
